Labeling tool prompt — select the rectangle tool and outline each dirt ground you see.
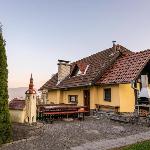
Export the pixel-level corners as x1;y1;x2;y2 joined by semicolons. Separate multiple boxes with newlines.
12;122;43;141
1;116;150;150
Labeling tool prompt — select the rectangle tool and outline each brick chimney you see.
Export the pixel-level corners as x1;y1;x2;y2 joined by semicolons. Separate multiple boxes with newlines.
57;60;71;84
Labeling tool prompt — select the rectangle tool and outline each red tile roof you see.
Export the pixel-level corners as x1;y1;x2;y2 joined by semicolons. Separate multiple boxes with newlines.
9;98;25;110
40;45;134;90
96;49;150;84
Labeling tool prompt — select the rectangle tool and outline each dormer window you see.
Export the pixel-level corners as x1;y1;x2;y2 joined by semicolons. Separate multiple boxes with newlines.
70;65;81;77
76;69;82;76
70;64;89;77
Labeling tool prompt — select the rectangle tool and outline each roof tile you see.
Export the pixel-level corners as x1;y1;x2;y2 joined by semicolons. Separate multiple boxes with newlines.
9;98;25;110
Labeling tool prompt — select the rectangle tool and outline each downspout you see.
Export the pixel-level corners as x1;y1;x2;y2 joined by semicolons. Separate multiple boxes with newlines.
131;80;139;105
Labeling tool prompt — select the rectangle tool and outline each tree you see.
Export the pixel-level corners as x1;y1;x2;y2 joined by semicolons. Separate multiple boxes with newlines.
0;24;12;144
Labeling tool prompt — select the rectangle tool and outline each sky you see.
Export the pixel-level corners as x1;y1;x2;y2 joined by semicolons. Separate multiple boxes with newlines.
0;0;150;89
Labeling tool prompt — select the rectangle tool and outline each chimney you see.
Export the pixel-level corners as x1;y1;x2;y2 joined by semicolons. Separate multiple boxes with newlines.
57;60;71;84
112;41;116;51
139;75;150;98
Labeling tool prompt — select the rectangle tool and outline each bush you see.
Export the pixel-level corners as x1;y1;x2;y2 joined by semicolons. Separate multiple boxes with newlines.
0;24;12;144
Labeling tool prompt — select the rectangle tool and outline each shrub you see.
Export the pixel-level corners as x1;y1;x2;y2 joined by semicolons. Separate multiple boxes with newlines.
0;24;12;144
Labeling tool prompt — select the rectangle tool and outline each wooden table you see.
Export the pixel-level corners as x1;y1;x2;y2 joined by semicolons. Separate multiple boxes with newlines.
37;104;88;123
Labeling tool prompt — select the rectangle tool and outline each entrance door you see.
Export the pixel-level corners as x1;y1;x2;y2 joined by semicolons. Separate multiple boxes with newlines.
83;90;90;115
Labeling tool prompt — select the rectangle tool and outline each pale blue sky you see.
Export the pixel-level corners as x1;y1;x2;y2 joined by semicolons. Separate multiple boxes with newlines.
0;0;150;88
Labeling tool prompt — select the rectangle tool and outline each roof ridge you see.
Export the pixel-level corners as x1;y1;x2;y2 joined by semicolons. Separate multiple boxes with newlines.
72;44;132;64
135;49;150;53
116;44;131;51
71;48;112;64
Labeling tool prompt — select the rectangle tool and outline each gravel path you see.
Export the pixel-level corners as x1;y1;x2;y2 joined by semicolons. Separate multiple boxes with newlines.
71;131;150;150
0;117;150;150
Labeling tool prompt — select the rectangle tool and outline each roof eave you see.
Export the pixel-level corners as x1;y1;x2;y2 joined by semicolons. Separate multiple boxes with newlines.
95;81;131;86
46;83;93;91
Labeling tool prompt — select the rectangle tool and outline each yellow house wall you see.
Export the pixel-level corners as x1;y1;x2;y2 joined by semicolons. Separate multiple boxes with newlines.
91;84;135;112
47;83;137;112
47;90;59;104
9;109;26;123
97;85;120;109
58;90;63;103
90;86;98;109
119;84;135;112
47;86;121;110
47;88;84;105
62;88;84;106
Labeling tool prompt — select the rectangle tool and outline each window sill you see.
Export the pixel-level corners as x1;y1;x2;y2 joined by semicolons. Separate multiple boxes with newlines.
69;102;78;104
104;99;111;102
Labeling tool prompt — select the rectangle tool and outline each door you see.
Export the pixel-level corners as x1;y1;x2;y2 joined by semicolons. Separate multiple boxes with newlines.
83;90;90;115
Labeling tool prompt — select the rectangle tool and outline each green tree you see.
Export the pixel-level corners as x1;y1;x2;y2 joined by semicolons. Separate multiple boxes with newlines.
0;24;12;144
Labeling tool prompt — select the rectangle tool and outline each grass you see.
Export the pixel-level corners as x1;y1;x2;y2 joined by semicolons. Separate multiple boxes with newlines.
114;140;150;150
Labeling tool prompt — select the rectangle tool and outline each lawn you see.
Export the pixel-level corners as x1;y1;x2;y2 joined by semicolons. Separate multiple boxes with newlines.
118;140;150;150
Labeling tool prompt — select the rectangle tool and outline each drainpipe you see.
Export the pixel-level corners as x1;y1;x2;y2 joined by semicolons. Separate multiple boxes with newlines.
131;80;139;105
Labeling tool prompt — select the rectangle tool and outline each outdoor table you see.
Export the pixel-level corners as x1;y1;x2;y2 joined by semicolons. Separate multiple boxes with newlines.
37;104;88;123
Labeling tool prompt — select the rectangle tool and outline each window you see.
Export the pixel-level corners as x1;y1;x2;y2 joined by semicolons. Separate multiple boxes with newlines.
71;65;81;77
104;88;111;101
68;95;78;103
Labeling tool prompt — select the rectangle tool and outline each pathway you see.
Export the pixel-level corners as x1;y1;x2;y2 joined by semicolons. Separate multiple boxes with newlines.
71;130;150;150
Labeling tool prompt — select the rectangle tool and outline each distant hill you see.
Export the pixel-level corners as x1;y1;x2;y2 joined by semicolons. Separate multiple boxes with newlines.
8;87;28;101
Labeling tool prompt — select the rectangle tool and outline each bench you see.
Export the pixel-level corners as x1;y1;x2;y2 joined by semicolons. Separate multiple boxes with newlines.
93;104;120;116
42;110;88;123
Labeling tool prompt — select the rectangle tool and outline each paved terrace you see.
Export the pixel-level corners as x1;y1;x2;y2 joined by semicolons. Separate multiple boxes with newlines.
1;117;150;150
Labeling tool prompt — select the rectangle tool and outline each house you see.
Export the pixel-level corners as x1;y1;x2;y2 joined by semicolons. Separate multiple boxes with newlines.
9;75;37;124
40;43;150;113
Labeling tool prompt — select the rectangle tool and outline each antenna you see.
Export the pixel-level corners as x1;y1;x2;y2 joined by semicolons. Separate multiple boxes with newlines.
112;41;116;45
